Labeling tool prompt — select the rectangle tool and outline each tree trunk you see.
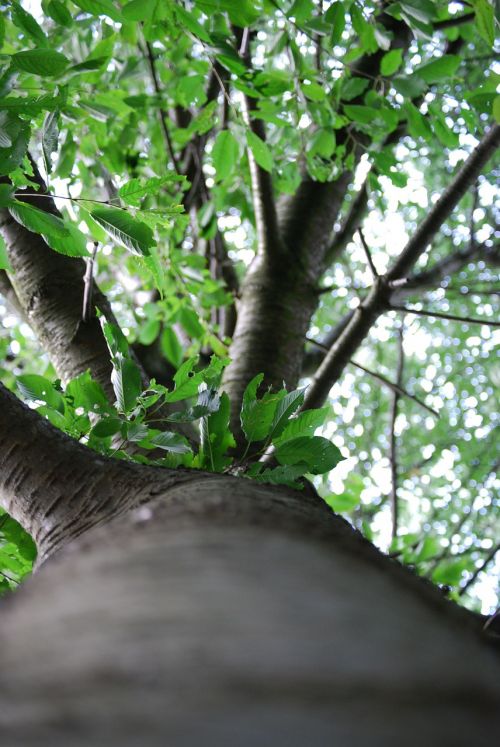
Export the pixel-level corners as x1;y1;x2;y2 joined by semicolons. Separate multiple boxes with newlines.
1;478;499;745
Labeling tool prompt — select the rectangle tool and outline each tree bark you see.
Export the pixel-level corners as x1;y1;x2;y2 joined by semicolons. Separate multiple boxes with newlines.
1;386;499;746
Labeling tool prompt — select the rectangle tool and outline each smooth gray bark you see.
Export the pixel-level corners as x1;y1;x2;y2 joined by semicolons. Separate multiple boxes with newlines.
1;480;499;747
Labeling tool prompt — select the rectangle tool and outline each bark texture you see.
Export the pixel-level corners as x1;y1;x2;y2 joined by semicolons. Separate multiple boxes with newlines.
1;478;499;747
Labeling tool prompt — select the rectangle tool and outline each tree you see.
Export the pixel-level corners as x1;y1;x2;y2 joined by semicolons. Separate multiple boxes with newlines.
0;0;499;743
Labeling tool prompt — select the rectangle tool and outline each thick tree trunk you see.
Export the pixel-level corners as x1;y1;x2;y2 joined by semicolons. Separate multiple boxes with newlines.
1;478;499;743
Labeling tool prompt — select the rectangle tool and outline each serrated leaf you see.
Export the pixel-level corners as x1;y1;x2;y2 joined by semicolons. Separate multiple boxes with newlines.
11;4;48;46
252;463;307;488
66;371;110;413
148;431;191;453
240;374;285;443
118;175;185;207
111;355;142;413
8;201;70;239
269;388;305;441
43;221;89;258
90;206;156;256
200;391;235;471
90;416;123;438
246;130;273;173
275;436;344;475
166;357;204;402
212;129;239;181
11;49;70;77
17;374;65;413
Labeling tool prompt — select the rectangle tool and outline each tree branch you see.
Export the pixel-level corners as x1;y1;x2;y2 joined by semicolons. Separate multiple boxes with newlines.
390;305;500;327
434;12;475;29
388;124;500;282
459;544;500;597
389;326;404;540
324;181;369;265
302;125;500;411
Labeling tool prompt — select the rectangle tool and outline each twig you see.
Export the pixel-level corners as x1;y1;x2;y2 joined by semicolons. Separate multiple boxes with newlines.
325;181;369;264
459;543;500;596
237;27;282;258
357;227;379;279
434;12;475;29
305;337;439;417
142;40;181;174
389;326;404;539
388;124;500;282
390;305;500;327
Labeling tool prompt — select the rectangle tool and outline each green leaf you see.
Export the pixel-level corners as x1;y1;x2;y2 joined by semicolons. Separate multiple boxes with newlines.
380;49;403;76
212;129;239;181
17;374;65;413
251;463;307;488
246;130;273;173
118;175;186;207
413;55;460;84
0;235;13;271
404;102;433;141
122;0;155;21
43;221;89;258
8;201;70;239
71;0;123;21
309;129;336;159
101;319;130;357
0;184;15;208
200;391;235;471
324;492;361;513
90;207;156;256
269;388;305;441
326;1;345;46
11;3;48;46
111;355;143;413
66;371;110;414
11;49;70;77
473;0;494;46
166;357;204;402
274;406;330;444
42;110;60;176
161;327;183;369
0;113;30;176
275;435;344;475
46;0;73;26
90;416;123;438
240;374;284;443
147;431;191;454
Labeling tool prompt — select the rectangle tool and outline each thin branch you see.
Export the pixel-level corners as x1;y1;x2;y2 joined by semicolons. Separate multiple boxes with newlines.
302;125;500;412
459;544;500;597
389;326;404;540
142;41;181;174
390;305;500;327
324;181;369;264
305;337;439;417
357;227;379;279
434;12;475;29
388;124;500;282
237;28;282;258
